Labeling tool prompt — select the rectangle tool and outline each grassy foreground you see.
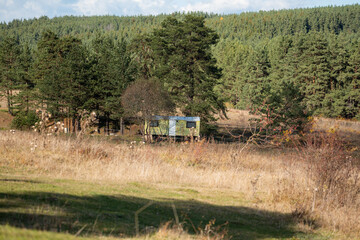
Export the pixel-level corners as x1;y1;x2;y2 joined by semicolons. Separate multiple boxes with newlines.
0;174;324;240
0;130;359;239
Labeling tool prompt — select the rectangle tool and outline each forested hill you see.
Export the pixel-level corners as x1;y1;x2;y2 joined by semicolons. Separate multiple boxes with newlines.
0;4;359;123
1;4;360;45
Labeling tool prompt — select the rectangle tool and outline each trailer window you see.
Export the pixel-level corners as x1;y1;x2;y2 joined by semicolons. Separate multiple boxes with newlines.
186;121;196;128
150;120;159;127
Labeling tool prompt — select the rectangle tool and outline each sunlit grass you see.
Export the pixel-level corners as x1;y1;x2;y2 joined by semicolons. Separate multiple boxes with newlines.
0;130;359;239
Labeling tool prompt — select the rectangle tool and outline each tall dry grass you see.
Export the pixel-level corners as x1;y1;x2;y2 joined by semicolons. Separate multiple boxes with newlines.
0;130;359;236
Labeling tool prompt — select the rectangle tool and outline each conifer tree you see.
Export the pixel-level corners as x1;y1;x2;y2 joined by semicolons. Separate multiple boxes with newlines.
87;34;136;132
244;41;309;135
213;39;251;108
14;43;35;114
296;32;332;114
149;15;226;125
242;44;271;109
321;34;351;117
34;31;89;123
339;40;360;119
34;31;64;116
0;36;21;115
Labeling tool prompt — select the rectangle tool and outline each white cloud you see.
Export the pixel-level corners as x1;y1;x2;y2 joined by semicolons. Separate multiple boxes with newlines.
255;0;292;11
133;0;165;9
0;0;358;23
72;0;170;16
0;0;66;22
180;0;291;14
133;0;166;14
4;0;14;6
181;0;249;13
23;1;44;15
72;0;115;15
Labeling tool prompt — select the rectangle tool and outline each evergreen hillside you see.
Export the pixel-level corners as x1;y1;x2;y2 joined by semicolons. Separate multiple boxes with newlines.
1;5;360;45
0;4;359;134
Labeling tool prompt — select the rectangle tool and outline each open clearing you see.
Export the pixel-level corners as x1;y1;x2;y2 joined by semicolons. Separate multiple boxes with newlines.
0;109;359;239
0;129;359;239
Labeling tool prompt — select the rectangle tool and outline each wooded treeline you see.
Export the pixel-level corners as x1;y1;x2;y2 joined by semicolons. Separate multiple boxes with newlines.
1;5;360;45
0;4;359;134
0;15;226;133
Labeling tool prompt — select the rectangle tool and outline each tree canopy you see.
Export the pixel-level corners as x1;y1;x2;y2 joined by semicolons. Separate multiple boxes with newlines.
149;15;226;124
0;4;359;135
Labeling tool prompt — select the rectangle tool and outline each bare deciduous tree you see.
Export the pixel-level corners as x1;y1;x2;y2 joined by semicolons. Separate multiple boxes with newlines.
121;77;174;136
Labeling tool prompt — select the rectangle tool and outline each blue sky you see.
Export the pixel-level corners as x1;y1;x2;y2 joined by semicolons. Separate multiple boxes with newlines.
0;0;358;23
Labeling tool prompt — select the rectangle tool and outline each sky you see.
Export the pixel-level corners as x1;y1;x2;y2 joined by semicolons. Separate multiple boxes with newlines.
0;0;359;23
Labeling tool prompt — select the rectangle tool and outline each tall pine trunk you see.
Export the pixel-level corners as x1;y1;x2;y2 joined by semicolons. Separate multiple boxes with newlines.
6;89;14;116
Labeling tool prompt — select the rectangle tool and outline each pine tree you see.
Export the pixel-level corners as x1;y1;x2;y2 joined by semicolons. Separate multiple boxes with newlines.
34;31;89;123
296;32;332;115
105;39;137;123
87;34;136;132
14;43;35;114
322;34;351;117
242;44;271;109
0;36;21;115
129;34;154;79
339;40;360;119
248;36;309;135
268;35;294;84
213;39;251;108
34;31;64;116
59;36;90;121
149;15;226;125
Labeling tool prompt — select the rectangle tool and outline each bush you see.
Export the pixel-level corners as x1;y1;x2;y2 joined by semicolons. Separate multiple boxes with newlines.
296;131;359;215
249;80;310;143
11;111;39;130
200;123;218;136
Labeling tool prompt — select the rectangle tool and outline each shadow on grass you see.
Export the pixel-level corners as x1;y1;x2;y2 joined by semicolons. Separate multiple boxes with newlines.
0;191;305;239
0;179;42;184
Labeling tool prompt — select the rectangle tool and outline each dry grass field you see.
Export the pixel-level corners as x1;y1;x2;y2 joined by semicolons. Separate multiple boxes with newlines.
0;128;359;239
0;108;359;239
217;108;360;133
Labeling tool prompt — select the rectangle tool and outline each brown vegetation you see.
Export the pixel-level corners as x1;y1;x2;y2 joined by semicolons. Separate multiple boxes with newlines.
0;130;359;237
0;110;13;129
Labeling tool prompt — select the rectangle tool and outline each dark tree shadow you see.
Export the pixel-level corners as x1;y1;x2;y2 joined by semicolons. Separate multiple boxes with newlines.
0;191;308;239
0;179;42;184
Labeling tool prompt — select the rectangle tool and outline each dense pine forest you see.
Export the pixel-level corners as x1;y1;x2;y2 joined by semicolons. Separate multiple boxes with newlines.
0;4;359;134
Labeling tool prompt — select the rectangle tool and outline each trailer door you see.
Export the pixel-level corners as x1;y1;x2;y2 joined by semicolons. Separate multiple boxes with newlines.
169;119;176;136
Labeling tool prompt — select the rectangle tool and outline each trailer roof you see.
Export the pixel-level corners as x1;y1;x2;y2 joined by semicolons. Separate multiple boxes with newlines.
151;116;200;121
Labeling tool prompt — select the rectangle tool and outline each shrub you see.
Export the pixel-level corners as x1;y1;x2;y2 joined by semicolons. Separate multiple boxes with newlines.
294;131;360;231
249;80;310;142
11;111;39;130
